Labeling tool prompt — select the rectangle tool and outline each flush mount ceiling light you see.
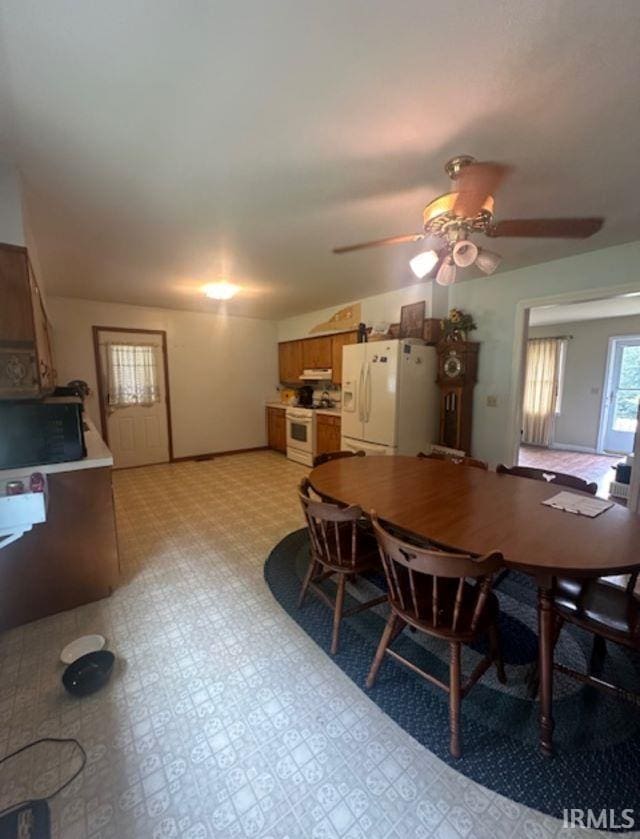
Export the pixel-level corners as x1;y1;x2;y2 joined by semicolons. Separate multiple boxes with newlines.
333;154;604;285
409;249;439;279
202;281;239;300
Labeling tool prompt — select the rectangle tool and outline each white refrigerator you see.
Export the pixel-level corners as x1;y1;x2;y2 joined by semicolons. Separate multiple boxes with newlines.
341;339;439;456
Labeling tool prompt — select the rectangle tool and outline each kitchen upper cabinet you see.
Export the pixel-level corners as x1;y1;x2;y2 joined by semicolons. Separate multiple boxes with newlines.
302;336;332;369
331;331;358;384
316;413;342;455
266;406;287;453
278;341;304;383
0;242;55;398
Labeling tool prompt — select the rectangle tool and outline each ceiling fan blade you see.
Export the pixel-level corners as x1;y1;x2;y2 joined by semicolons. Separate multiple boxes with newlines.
452;162;510;218
486;218;604;239
333;233;424;254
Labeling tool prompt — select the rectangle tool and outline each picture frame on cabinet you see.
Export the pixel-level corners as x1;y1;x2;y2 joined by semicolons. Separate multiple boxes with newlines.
399;300;426;339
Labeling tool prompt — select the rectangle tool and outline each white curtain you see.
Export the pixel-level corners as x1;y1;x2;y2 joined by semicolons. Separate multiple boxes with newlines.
522;338;562;446
107;343;160;410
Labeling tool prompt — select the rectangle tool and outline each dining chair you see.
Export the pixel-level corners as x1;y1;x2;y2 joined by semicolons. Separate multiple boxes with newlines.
550;570;640;705
417;451;488;470
298;479;387;654
313;450;365;467
496;464;597;494
366;513;506;758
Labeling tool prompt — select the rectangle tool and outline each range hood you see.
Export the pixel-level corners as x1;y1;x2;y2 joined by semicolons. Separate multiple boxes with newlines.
299;368;332;381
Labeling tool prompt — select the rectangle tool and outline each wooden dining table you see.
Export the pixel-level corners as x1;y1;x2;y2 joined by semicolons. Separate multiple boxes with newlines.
308;455;640;755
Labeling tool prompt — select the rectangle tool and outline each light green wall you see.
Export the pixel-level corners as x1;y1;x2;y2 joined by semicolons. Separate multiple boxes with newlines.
277;279;449;341
450;240;640;463
529;315;640;450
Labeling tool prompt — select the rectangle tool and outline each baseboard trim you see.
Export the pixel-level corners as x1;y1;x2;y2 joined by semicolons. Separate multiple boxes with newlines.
549;442;598;454
172;446;269;463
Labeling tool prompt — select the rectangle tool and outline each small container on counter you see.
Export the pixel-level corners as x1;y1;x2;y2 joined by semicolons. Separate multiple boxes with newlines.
5;480;25;496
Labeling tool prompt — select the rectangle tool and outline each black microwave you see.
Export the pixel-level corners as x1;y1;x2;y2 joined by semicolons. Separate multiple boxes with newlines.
0;400;86;469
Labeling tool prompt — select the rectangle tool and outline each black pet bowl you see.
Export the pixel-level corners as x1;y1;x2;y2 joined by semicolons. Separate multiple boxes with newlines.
62;650;115;697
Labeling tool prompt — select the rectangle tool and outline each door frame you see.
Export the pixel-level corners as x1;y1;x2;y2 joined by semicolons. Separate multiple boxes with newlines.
596;334;640;454
507;281;640;467
92;325;174;463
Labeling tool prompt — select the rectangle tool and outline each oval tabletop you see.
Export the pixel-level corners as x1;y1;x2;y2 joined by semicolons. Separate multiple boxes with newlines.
309;455;640;579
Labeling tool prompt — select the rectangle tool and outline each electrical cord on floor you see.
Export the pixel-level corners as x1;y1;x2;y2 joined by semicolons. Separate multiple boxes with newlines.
0;737;87;818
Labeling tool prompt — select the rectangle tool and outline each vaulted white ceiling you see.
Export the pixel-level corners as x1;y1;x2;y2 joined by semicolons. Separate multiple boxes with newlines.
1;1;639;319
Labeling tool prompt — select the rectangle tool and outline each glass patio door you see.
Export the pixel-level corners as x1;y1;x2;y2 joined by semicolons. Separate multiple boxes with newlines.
602;338;640;454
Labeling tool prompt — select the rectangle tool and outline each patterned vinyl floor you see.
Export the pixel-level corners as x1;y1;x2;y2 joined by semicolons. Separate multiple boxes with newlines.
0;452;612;838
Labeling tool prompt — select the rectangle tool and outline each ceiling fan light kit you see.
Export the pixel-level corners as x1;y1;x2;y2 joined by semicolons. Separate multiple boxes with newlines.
333;155;603;286
409;249;439;279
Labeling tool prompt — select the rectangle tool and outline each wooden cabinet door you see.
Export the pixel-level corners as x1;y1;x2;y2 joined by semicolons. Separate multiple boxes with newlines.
0;244;33;344
302;336;332;369
267;407;287;453
316;415;342;455
331;331;358;384
278;341;303;383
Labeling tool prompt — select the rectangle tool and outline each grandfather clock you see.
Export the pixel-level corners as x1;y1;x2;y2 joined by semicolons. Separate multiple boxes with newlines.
436;341;479;454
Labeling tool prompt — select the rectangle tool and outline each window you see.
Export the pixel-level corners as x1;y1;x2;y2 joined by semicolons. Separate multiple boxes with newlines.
107;343;160;409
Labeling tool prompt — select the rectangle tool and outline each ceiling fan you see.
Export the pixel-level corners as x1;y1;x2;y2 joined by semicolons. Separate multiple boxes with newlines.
333;155;604;285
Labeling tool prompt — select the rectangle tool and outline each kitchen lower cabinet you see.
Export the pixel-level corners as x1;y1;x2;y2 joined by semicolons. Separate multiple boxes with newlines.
266;406;287;453
0;467;119;631
316;413;342;455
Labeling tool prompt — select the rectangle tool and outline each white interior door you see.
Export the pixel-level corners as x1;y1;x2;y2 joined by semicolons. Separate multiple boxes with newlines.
602;337;640;454
363;341;398;446
98;330;170;468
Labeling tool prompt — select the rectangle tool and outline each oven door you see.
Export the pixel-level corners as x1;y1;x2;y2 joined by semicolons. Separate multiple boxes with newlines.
286;413;313;453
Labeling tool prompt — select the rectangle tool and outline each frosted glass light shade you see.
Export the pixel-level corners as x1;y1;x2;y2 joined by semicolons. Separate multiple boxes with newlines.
452;240;478;268
475;248;502;275
409;249;439;279
435;257;457;286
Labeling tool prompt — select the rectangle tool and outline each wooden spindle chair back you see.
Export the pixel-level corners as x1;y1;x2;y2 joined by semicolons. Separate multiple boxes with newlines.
371;514;503;637
496;464;597;495
313;450;365;467
299;478;364;572
417;451;488;470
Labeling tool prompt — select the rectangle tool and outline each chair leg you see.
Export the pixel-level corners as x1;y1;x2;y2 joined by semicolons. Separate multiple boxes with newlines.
589;634;607;677
298;558;318;608
449;641;462;759
330;573;347;655
366;612;399;688
488;621;507;684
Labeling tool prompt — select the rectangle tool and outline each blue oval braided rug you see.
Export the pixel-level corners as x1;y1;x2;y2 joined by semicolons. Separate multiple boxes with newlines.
264;529;640;825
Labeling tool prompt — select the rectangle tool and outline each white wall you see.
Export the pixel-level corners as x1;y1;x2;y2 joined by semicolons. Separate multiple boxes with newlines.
48;296;279;459
0;161;25;245
449;240;640;464
277;279;448;341
529;314;640;451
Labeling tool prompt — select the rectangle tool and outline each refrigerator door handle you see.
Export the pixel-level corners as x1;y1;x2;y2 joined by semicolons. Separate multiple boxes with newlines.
358;363;365;422
364;362;372;423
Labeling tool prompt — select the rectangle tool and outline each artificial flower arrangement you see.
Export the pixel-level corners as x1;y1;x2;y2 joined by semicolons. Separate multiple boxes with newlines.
440;308;477;341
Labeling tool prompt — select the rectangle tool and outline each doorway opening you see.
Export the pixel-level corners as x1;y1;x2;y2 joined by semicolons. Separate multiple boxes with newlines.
93;326;173;468
515;294;640;500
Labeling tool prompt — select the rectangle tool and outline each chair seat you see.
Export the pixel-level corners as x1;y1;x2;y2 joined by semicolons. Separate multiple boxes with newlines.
554;577;640;642
391;580;499;640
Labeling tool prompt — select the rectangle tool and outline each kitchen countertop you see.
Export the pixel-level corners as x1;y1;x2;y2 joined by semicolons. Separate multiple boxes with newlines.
0;417;113;487
266;401;341;417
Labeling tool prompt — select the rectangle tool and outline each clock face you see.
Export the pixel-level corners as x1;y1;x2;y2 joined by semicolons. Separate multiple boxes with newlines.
443;353;463;378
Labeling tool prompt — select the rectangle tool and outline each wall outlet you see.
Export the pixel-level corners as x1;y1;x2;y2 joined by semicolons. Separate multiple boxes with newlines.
486;395;498;407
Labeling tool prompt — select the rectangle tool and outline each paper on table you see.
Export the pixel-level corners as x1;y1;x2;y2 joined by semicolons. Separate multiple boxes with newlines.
542;491;614;517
